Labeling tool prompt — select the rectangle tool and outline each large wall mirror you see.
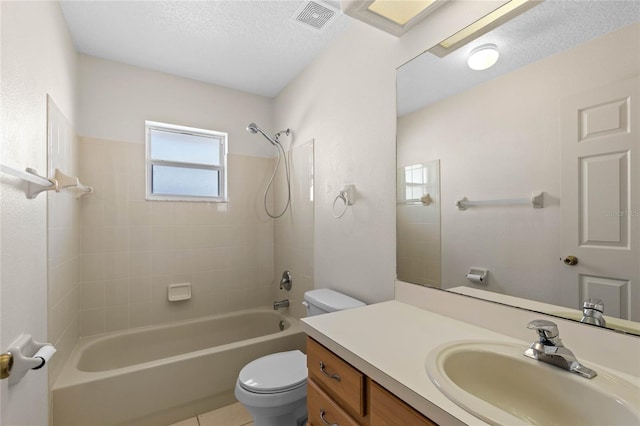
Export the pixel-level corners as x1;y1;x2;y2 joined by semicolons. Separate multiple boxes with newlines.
396;0;640;336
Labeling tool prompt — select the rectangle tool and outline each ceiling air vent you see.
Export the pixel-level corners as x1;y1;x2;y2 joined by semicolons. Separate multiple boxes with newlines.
294;1;338;30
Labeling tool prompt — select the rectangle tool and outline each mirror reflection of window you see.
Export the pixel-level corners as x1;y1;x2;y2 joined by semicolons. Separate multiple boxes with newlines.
404;164;428;202
397;160;441;287
398;161;439;204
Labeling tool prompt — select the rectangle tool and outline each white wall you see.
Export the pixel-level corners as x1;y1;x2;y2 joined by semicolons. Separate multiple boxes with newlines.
273;1;508;304
0;1;77;424
78;55;275;158
398;23;639;306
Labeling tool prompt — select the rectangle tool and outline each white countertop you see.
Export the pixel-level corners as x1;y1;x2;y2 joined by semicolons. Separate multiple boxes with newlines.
300;300;640;426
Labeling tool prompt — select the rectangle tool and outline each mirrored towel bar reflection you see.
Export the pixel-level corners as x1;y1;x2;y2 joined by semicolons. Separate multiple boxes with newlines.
456;192;544;210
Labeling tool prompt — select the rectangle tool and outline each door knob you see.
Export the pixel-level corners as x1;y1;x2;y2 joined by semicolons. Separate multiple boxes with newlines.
0;353;13;380
563;255;578;266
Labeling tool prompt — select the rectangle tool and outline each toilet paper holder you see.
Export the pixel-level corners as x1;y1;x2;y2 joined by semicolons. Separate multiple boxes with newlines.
466;267;488;284
0;334;56;385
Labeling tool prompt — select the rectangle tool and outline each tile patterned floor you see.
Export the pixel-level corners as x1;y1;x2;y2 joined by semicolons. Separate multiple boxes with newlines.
169;402;253;426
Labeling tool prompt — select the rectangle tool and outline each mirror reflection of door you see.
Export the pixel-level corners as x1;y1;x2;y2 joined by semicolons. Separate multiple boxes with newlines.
561;77;640;321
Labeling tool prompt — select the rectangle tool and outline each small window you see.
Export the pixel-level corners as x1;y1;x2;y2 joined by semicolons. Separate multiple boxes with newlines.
403;163;429;202
145;121;227;202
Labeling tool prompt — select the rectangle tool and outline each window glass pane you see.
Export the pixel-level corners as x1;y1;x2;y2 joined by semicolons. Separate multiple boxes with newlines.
150;129;221;166
152;165;219;197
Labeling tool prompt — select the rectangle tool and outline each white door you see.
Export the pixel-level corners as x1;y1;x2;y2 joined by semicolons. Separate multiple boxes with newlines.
561;76;640;321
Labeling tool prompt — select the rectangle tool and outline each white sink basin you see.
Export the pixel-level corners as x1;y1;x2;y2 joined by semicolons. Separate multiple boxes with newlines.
426;341;640;426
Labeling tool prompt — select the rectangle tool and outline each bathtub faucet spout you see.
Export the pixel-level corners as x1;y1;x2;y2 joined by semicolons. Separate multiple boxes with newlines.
273;299;290;310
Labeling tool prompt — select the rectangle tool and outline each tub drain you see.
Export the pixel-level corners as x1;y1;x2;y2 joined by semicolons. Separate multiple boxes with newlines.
279;320;285;331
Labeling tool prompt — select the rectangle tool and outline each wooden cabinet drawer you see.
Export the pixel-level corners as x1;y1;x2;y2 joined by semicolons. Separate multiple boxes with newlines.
307;338;365;417
369;380;437;426
308;378;360;426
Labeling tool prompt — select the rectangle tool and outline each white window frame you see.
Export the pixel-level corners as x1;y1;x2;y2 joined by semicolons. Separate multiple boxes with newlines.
145;120;228;202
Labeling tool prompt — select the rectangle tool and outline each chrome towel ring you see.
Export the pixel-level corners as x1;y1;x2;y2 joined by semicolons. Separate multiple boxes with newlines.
332;184;355;219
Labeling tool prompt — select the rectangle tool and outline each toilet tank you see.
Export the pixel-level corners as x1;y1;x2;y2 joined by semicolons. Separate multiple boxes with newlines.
303;289;365;316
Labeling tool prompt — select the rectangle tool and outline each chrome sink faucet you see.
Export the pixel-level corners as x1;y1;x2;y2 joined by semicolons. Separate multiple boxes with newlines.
524;319;597;379
580;298;606;327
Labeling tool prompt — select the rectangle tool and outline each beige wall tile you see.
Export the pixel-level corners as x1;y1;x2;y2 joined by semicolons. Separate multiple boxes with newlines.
129;226;152;251
78;140;285;335
105;278;129;306
128;201;150;226
128;172;146;201
81;197;104;229
81;253;104;282
150;203;173;226
102;172;128;201
129;251;152;279
81;225;104;254
104;251;129;280
151;299;173;325
105;305;129;332
80;308;105;336
80;281;105;309
103;226;128;252
129;275;152;302
172;203;193;225
104;200;129;226
173;225;194;249
129;301;153;329
151;226;174;251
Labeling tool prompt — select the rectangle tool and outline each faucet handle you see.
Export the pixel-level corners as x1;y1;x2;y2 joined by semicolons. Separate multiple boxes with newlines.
527;319;559;343
583;298;604;312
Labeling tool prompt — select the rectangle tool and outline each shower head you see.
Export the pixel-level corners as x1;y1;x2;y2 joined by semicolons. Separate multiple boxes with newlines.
246;122;259;134
246;122;284;146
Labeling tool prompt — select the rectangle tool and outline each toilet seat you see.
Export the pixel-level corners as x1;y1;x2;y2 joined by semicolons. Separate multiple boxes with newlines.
238;350;307;394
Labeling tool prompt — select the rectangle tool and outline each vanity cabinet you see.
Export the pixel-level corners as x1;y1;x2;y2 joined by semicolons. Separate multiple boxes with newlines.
306;337;436;426
369;381;436;426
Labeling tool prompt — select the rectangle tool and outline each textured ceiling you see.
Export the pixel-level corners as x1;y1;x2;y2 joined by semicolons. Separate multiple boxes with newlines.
398;0;640;117
60;0;351;98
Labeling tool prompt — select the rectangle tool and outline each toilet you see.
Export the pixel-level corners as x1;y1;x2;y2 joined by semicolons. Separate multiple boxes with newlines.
234;289;365;426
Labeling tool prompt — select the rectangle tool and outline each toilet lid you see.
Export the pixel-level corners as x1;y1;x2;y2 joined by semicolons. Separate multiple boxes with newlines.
238;350;307;394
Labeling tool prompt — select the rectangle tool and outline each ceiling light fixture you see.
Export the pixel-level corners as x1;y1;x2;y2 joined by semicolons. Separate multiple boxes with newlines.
467;44;499;70
429;0;541;57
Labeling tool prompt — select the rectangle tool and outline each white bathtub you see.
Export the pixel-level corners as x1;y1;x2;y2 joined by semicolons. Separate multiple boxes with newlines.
53;308;306;426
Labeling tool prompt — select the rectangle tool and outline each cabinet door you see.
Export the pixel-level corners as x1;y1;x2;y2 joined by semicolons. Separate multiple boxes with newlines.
307;337;365;416
369;380;436;426
308;378;360;426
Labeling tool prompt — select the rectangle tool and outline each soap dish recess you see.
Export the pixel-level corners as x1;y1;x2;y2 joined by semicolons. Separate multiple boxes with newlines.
168;283;191;302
